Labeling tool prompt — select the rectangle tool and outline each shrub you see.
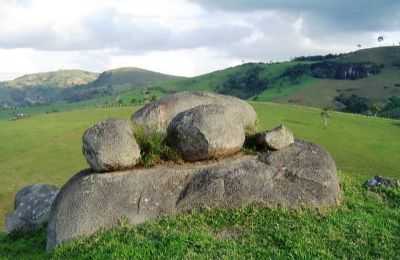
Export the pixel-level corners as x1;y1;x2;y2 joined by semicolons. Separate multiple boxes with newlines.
217;64;269;99
280;64;310;83
310;61;381;80
133;126;182;167
335;94;371;114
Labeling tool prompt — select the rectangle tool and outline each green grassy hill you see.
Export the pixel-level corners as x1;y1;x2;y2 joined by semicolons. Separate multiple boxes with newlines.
90;67;183;91
0;70;99;108
101;47;399;116
340;46;400;66
1;46;399;119
0;102;399;258
128;46;400;108
148;62;297;98
269;47;400;108
0;67;183;108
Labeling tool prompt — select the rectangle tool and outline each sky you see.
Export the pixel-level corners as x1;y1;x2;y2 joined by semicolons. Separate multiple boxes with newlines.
0;0;399;80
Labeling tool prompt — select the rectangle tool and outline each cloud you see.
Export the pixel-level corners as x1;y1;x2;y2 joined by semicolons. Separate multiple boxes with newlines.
82;8;252;53
0;0;251;53
191;0;400;33
0;0;399;78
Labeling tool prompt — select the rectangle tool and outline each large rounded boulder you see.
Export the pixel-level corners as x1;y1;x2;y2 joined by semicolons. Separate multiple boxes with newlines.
167;104;245;161
6;184;59;233
82;119;141;172
47;140;340;250
131;91;257;133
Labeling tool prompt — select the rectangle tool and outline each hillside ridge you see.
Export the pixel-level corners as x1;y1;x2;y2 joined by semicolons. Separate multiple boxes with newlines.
1;69;98;89
1;46;400;119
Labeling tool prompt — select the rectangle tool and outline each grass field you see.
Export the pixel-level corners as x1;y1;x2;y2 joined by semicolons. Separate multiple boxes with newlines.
0;102;399;258
2;172;399;259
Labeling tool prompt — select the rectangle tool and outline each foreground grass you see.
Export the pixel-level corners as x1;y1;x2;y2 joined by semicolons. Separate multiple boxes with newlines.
1;173;399;259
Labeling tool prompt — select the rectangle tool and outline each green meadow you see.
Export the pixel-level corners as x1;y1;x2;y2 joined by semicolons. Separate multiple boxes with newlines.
0;102;399;258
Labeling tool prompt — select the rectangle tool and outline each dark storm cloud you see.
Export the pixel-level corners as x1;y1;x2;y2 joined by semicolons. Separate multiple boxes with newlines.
192;0;400;33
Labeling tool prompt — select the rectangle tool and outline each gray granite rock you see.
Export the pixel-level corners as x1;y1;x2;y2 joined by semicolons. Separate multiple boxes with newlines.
167;104;245;161
47;140;340;250
6;184;59;233
82;119;141;172
131;91;257;133
256;124;295;150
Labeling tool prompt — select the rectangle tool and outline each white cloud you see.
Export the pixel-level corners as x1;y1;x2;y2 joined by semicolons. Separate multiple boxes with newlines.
109;48;241;77
0;0;399;79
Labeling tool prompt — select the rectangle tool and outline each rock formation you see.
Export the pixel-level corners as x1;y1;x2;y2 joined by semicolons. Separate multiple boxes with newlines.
82;119;141;172
6;184;59;233
255;124;294;150
34;92;340;251
47;141;339;250
365;176;400;188
131;91;257;133
167;104;245;161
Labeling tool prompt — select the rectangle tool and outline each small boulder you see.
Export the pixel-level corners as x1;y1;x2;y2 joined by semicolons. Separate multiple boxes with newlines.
167;104;245;161
82;119;141;172
132;91;257;133
256;124;294;150
365;176;400;188
5;184;59;233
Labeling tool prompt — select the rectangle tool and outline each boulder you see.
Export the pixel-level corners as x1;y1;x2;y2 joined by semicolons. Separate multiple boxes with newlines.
6;184;59;233
47;140;340;250
365;176;400;188
82;119;141;172
256;125;294;150
167;104;245;161
131;91;257;133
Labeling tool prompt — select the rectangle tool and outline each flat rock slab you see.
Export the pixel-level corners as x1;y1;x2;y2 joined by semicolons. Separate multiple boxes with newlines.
47;141;340;250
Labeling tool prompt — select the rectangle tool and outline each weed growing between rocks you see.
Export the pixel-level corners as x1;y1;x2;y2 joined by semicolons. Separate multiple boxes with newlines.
133;125;182;168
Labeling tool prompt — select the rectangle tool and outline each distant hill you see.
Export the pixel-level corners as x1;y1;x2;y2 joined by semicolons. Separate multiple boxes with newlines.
1;70;98;89
339;46;400;66
263;47;400;114
131;46;399;118
147;46;400;104
61;67;184;103
2;46;400;118
91;67;182;90
0;67;183;107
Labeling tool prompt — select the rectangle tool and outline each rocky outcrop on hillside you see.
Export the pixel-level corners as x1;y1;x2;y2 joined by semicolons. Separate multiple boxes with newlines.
47;140;339;250
0;92;339;250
